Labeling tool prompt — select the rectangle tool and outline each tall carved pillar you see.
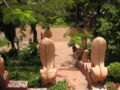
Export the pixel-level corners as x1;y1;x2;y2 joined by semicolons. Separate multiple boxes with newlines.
39;38;56;85
91;37;108;82
0;55;9;88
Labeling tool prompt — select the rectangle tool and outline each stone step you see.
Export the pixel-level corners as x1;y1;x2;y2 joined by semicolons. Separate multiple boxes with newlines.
28;88;47;90
7;80;28;90
91;83;107;90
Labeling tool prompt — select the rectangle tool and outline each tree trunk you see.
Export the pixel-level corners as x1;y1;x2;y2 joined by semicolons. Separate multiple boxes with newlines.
31;23;37;43
3;23;16;48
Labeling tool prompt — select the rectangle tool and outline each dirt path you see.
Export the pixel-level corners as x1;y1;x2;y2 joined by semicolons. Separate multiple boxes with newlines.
55;42;89;90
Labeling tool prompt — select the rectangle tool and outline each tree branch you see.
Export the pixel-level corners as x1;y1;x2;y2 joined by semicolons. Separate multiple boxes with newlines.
3;0;10;7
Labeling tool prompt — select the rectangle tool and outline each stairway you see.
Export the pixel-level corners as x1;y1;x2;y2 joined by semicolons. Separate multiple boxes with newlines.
55;42;89;90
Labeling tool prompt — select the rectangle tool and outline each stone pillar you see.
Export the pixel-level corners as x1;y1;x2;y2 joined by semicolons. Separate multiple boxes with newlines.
0;55;9;88
82;50;89;62
91;37;108;82
39;38;56;85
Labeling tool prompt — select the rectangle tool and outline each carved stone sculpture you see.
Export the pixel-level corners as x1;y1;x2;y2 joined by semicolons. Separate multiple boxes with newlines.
91;37;108;82
39;38;56;85
82;50;89;62
0;55;9;88
44;30;52;38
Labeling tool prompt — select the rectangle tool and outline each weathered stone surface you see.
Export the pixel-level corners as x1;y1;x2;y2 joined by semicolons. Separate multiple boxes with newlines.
76;61;92;88
7;80;28;90
39;38;56;85
76;37;108;89
91;37;108;82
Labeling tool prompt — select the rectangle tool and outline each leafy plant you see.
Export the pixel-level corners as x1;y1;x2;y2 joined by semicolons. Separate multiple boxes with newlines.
2;44;42;88
49;80;69;90
0;38;9;47
54;18;67;25
19;43;37;59
106;82;120;90
95;1;120;64
3;8;36;26
107;62;120;83
68;34;82;47
68;31;93;49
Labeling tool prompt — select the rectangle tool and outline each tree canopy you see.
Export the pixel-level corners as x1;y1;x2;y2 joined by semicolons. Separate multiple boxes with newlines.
0;0;120;63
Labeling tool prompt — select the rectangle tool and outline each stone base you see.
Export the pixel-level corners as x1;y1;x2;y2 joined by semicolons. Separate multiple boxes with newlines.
92;83;107;90
40;69;56;86
7;80;28;90
75;61;92;88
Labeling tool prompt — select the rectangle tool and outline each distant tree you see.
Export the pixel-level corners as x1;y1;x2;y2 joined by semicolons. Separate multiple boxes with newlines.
0;1;36;47
67;0;120;64
68;0;105;32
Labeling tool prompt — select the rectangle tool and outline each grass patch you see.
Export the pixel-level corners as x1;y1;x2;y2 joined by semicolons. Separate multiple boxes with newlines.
0;38;9;47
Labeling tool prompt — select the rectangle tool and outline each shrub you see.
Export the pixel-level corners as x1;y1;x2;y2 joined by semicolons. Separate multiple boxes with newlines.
8;48;18;57
0;42;42;88
0;38;9;47
68;31;93;50
107;62;120;83
0;48;18;61
49;80;74;90
68;35;82;47
106;82;120;90
49;80;68;90
19;43;37;59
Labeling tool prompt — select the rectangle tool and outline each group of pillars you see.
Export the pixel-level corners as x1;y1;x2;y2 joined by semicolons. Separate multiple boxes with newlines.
77;37;108;86
0;29;108;88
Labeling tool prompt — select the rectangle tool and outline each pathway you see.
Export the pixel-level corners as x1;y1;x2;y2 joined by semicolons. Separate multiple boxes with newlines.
55;42;89;90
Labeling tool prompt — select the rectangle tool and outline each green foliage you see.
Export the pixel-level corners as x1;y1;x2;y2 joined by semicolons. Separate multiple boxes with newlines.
19;43;37;59
0;38;9;47
49;80;69;90
27;0;74;27
68;33;82;47
8;48;18;57
54;18;67;26
106;82;120;90
3;8;36;26
0;48;18;61
94;1;120;64
0;42;42;88
6;57;41;88
102;3;118;16
107;62;120;83
68;31;93;48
